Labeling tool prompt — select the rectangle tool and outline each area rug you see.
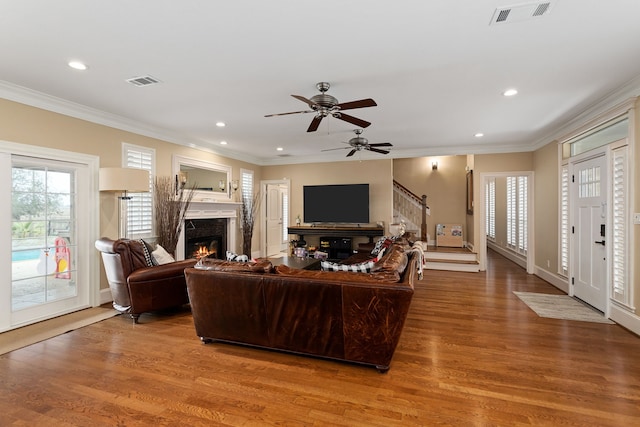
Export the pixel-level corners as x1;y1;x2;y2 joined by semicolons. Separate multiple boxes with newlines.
514;292;614;324
0;306;119;355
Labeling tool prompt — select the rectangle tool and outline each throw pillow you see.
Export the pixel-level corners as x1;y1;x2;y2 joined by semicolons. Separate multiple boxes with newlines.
321;259;375;273
371;236;392;256
152;244;175;265
138;239;158;267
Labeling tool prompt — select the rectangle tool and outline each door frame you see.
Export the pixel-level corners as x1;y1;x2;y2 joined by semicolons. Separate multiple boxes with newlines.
568;147;611;316
260;179;290;258
0;140;100;332
477;171;535;274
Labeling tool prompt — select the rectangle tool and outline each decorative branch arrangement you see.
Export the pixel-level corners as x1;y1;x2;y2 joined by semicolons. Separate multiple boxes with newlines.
241;191;260;257
154;176;196;255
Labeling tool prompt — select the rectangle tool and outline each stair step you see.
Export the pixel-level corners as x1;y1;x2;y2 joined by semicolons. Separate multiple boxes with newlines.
426;260;480;273
425;252;477;262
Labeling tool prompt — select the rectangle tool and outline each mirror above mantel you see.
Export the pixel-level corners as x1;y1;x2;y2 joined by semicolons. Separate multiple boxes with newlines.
172;155;236;202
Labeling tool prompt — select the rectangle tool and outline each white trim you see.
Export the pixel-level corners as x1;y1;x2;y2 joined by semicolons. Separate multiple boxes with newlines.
533;266;570;294
478;171;535;274
610;304;640;337
0;140;101;330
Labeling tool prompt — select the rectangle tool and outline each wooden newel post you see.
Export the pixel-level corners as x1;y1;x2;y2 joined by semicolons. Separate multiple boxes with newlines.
421;195;427;242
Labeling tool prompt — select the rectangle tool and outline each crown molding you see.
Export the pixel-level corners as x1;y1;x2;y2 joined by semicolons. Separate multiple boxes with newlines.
529;74;640;151
0;80;264;165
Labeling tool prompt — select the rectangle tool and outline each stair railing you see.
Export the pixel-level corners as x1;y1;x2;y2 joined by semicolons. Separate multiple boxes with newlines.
392;180;428;241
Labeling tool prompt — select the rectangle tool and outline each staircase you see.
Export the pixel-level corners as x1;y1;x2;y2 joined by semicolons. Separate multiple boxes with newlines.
393;180;479;272
424;246;480;272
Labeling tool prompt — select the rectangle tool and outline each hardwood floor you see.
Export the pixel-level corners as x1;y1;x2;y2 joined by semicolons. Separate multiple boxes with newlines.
1;250;639;426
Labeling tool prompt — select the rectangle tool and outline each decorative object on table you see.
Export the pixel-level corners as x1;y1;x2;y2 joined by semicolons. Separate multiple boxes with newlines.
154;176;196;256
99;167;150;238
296;214;301;225
241;190;260;258
294;247;308;258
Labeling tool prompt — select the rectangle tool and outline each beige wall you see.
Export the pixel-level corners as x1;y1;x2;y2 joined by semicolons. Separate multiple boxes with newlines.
262;160;393;248
0;99;260;289
393;156;467;241
533;141;559;273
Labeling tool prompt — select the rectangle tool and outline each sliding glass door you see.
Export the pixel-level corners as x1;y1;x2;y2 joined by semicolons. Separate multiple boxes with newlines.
1;150;96;330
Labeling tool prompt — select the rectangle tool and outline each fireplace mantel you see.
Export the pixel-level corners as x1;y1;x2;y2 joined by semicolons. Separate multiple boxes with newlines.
176;200;241;260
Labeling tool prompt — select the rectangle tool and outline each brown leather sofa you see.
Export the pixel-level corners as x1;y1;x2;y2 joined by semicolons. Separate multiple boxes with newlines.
184;244;417;371
95;238;197;323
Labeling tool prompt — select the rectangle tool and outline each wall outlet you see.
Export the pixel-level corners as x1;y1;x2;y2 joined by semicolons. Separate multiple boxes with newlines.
634;213;640;225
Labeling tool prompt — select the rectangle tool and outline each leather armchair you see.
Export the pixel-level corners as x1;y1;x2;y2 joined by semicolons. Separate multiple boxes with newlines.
95;237;197;323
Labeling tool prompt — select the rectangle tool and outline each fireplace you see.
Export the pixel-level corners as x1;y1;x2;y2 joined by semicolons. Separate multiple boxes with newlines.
184;218;227;259
175;200;239;261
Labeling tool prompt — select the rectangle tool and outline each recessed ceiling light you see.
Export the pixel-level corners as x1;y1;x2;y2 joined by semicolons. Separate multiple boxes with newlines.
475;133;484;138
216;122;226;127
68;61;87;70
276;147;283;151
220;141;227;145
503;88;518;97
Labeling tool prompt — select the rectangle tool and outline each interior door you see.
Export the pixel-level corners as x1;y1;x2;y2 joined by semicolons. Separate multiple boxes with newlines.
572;153;608;312
265;183;287;256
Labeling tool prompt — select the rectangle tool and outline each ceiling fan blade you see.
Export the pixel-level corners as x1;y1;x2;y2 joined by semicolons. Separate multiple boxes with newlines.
265;110;314;117
368;142;393;147
368;147;390;155
346;149;357;157
307;115;323;132
336;113;371;128
321;146;349;152
292;94;315;107
336;98;377;111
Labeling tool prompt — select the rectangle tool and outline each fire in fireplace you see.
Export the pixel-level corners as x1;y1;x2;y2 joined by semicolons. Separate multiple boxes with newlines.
184;218;227;260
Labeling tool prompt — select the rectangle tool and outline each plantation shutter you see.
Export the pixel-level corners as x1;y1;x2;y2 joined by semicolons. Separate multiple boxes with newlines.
611;146;630;307
560;165;569;276
517;176;527;254
507;177;516;249
123;144;154;238
485;178;496;240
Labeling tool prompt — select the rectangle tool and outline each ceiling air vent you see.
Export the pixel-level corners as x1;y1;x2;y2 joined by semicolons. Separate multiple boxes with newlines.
490;2;553;25
126;75;161;87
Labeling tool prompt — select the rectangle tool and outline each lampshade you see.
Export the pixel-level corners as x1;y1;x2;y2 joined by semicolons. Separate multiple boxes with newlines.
99;167;150;193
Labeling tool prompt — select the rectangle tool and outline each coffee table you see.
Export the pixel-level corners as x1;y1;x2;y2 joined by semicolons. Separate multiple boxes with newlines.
267;256;321;270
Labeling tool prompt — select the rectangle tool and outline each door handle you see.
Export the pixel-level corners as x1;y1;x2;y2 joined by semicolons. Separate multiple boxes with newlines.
594;240;605;246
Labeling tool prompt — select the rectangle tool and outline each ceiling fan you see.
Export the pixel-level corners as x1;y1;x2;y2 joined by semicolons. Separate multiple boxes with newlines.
265;82;377;132
322;129;393;157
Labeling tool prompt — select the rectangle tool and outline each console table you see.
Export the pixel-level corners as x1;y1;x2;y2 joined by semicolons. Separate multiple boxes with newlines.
288;226;384;242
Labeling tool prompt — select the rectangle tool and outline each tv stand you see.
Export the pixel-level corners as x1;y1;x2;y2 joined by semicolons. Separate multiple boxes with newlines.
288;225;384;243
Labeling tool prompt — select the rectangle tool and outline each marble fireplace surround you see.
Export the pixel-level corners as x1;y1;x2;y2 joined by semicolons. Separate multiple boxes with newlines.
175;201;240;261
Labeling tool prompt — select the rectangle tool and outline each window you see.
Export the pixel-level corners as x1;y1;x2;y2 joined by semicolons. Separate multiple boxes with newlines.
611;146;630;307
485;178;495;241
560;165;569;276
122;143;155;238
241;168;254;202
507;175;527;255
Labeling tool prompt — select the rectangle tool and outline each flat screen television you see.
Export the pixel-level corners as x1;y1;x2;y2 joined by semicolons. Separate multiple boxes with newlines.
303;184;369;224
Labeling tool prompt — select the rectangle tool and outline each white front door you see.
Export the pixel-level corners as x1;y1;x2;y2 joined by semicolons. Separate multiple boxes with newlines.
572;153;608;312
265;183;287;256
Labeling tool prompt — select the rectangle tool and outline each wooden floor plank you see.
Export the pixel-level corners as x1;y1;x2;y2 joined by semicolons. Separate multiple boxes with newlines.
1;250;639;426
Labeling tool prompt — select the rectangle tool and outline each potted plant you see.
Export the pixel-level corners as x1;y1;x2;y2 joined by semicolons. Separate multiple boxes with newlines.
154;176;195;256
241;191;260;258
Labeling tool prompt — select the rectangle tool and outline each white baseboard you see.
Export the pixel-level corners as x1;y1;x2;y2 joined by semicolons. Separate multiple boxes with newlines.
487;242;526;269
99;288;113;305
533;266;569;293
610;305;640;336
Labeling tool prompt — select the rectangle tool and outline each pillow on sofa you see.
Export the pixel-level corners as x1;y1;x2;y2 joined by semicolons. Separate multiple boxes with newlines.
371;244;408;275
275;264;401;283
152;244;175;265
194;257;273;273
137;239;159;267
321;259;375;273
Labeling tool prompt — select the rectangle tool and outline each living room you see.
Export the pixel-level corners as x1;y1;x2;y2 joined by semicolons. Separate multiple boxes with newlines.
2;1;640;425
